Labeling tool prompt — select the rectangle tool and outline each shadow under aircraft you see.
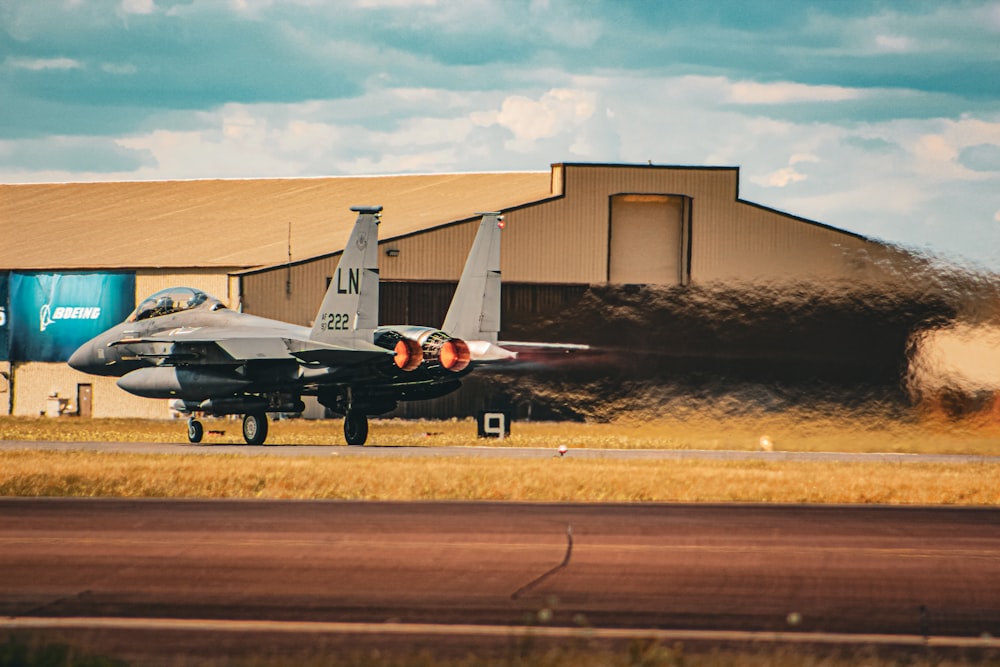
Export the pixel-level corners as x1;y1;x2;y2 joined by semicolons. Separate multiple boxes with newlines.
69;207;582;445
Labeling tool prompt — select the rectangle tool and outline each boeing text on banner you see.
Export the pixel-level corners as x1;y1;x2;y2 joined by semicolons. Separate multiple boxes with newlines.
10;272;135;362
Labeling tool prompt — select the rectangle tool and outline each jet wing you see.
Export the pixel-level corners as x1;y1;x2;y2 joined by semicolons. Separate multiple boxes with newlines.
283;338;392;366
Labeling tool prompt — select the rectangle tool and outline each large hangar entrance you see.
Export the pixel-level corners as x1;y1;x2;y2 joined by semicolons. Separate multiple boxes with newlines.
608;194;690;286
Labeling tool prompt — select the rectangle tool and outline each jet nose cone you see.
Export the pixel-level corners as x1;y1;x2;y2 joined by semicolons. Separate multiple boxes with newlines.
68;342;94;372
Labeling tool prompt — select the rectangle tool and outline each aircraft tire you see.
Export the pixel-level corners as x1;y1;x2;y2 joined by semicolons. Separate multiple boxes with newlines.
243;413;268;445
344;412;368;446
187;418;204;444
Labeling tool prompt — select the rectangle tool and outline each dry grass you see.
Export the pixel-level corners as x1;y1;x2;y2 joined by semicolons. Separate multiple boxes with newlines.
4;633;997;667
2;411;1000;455
2;414;999;504
328;645;1000;667
1;449;998;504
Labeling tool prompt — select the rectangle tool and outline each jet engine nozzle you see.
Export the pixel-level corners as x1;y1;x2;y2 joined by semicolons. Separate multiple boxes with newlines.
393;338;423;371
439;338;471;372
375;327;473;376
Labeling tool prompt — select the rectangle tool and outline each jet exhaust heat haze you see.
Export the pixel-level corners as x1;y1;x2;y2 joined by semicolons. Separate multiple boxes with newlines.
467;252;1000;428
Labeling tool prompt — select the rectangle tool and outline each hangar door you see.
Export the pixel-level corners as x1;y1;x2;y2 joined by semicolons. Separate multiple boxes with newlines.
608;194;690;285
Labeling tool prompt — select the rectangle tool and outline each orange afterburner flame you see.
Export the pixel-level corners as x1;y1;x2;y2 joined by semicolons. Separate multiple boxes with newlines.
439;338;471;372
393;338;423;371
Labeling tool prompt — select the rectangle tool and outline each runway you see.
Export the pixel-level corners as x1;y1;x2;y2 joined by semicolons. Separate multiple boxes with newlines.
1;438;994;464
2;498;1000;660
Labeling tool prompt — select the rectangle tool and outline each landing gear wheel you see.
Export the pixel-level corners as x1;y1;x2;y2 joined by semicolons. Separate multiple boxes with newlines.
344;412;368;446
187;418;204;444
242;413;268;445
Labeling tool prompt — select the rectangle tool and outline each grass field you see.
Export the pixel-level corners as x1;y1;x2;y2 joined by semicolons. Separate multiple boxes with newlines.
1;449;998;504
2;409;1000;455
1;414;999;504
4;633;999;667
4;633;998;667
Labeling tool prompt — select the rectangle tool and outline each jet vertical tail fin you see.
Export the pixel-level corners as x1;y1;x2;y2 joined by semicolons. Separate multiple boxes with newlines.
309;206;382;345
442;212;503;343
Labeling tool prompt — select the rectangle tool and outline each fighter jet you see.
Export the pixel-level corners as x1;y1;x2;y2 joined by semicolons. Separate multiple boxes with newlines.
68;207;520;446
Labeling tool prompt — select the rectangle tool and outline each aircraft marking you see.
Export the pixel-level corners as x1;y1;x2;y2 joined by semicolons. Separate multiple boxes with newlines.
335;267;360;295
319;313;350;331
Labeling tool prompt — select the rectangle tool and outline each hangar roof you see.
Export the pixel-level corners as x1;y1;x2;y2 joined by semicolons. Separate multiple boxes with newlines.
0;171;553;270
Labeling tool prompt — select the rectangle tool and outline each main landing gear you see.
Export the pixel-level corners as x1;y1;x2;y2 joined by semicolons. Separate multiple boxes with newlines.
242;413;268;445
186;413;269;445
186;407;366;447
343;411;368;446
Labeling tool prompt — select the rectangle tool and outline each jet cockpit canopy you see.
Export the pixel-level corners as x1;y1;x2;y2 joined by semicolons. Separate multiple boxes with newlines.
128;287;224;322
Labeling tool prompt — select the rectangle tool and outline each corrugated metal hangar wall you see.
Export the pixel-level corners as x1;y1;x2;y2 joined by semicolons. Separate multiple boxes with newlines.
237;164;949;420
240;164;895;320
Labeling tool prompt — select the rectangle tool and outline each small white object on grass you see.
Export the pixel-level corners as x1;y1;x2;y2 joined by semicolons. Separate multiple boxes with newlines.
759;435;773;451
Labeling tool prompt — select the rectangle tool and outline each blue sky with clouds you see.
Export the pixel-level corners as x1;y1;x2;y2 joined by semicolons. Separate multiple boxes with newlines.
2;0;999;268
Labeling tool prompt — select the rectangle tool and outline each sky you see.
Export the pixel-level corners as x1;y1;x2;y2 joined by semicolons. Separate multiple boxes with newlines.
2;0;1000;269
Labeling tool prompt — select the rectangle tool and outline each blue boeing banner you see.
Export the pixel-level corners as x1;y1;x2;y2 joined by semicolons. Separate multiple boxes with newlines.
9;272;135;362
0;273;8;361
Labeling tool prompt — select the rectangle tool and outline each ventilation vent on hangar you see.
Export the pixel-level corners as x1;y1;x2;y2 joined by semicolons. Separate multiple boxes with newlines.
608;194;691;285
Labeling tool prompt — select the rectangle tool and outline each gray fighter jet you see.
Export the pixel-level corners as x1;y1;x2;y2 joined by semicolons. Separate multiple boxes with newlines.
68;207;519;446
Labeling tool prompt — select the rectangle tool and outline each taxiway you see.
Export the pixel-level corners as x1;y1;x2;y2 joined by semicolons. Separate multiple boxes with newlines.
3;498;999;642
0;438;992;464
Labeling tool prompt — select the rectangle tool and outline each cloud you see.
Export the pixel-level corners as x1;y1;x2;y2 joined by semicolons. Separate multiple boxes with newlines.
0;136;155;173
754;154;820;188
873;34;914;53
6;57;83;71
100;62;138;75
1;3;367;117
474;88;596;151
729;81;862;104
356;0;439;7
842;135;898;153
899;118;1000;181
959;144;1000;172
120;0;156;15
790;153;820;165
913;133;957;163
761;167;808;188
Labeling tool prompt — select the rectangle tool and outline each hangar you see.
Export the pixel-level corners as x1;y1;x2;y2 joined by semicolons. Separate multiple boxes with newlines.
0;163;970;421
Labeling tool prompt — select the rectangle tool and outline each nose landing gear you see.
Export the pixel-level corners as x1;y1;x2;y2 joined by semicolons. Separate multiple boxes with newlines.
187;418;204;443
343;411;368;446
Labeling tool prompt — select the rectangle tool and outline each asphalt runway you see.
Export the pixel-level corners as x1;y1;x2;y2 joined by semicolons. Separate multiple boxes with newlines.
1;438;994;463
2;498;1000;661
